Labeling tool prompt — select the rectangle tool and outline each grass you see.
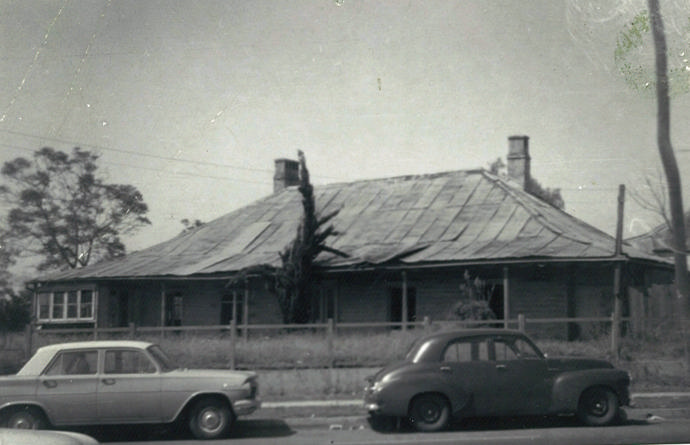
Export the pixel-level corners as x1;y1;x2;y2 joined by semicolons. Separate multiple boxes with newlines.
5;327;688;397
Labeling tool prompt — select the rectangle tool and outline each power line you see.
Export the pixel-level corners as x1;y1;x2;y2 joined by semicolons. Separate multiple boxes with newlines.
0;142;271;185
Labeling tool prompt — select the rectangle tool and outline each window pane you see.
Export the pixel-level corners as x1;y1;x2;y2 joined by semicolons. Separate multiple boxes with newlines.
66;290;78;318
52;293;65;319
495;340;519;361
105;350;156;374
80;290;93;318
45;351;97;375
443;341;473;362
38;293;51;319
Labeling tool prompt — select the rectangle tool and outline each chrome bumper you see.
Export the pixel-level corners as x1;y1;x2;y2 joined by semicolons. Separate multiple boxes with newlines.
233;398;261;416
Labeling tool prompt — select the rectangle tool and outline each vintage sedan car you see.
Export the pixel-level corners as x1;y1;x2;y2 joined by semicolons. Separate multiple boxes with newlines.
0;340;260;440
364;329;631;432
0;428;99;445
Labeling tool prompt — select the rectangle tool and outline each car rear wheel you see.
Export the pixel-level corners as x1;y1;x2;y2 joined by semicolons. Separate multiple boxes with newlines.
409;394;450;432
4;406;49;430
188;398;234;440
577;387;619;426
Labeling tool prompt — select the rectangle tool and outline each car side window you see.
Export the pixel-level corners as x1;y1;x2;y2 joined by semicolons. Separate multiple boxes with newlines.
105;350;156;374
494;339;520;361
514;338;541;358
443;340;488;362
45;351;98;375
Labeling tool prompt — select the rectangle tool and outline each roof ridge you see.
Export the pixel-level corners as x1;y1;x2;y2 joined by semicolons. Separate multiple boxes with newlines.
314;168;485;190
482;170;615;246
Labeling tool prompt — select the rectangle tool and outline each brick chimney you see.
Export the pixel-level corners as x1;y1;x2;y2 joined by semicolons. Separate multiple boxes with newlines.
506;135;531;189
273;158;300;193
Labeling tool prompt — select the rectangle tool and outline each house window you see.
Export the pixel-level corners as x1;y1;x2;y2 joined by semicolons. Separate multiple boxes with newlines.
166;294;183;326
37;289;97;323
220;292;244;325
389;287;416;325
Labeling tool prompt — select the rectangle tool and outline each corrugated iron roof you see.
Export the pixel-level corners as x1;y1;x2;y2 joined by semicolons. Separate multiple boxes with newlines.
39;169;670;282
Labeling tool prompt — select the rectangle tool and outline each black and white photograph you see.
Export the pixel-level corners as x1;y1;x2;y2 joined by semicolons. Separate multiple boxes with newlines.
1;1;689;444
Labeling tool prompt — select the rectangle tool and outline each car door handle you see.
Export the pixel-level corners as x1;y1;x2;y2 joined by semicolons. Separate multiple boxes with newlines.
42;380;57;388
496;364;507;371
101;378;116;385
440;366;452;373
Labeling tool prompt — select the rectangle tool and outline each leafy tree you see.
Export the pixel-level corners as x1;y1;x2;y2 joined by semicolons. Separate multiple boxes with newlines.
273;151;345;323
526;177;565;210
0;292;31;334
488;157;564;209
229;151;346;323
615;10;690;96
448;270;497;323
180;218;205;234
0;147;151;271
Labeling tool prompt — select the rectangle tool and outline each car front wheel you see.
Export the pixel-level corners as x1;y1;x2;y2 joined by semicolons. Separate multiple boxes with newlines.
409;393;450;432
577;387;619;426
4;406;49;430
188;398;234;440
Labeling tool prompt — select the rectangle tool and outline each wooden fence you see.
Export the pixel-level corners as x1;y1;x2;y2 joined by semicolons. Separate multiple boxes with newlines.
23;314;630;368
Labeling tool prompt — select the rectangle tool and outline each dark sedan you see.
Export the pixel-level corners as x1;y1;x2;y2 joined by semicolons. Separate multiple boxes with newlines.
364;329;630;432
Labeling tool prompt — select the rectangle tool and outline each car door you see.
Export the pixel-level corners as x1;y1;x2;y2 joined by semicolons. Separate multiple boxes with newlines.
439;337;496;415
97;348;162;423
36;349;99;425
485;336;551;415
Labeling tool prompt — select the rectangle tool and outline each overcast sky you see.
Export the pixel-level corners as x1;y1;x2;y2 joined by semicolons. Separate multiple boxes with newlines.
2;0;690;257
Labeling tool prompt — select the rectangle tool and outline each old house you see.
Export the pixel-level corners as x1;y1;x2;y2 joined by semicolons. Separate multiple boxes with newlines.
31;136;673;339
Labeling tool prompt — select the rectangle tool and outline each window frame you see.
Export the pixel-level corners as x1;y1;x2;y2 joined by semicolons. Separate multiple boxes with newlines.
36;288;97;323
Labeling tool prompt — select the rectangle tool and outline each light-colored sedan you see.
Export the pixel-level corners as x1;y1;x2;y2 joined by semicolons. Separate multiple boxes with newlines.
0;340;260;440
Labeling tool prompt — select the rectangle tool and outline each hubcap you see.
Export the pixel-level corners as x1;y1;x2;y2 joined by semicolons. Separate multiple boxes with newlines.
419;402;441;423
199;408;222;432
589;397;608;417
10;416;33;429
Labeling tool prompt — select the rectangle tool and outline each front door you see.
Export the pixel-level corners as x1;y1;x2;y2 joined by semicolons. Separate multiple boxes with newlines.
37;350;99;425
97;348;161;423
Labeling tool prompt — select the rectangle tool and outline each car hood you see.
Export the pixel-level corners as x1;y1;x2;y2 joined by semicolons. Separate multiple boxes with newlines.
167;368;256;383
367;361;411;383
545;357;614;371
0;428;99;445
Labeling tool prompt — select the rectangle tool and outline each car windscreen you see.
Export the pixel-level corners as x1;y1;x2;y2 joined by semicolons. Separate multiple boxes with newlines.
147;345;178;372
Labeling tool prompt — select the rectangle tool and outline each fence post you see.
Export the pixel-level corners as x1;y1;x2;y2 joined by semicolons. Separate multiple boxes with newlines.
327;318;334;369
129;322;136;339
24;324;33;359
610;312;619;362
518;313;525;332
229;319;236;370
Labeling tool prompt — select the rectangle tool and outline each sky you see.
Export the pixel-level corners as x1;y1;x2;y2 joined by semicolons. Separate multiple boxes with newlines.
2;0;690;273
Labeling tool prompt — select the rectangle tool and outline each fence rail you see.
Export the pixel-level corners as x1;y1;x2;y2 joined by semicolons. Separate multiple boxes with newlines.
24;314;632;368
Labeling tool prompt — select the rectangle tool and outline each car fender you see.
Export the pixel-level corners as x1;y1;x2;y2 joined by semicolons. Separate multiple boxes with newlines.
550;369;630;412
376;373;470;417
172;391;235;422
0;400;53;424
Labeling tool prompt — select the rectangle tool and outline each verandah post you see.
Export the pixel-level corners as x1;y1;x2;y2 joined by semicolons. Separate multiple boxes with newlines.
229;318;236;370
327;318;334;369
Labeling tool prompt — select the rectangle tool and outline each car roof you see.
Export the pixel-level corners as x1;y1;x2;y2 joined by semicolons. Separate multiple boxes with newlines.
35;340;154;353
419;328;526;343
17;341;155;376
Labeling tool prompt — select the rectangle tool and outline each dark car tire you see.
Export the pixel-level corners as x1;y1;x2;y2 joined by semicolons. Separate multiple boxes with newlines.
4;406;49;430
367;414;397;432
188;398;234;440
409;393;450;432
577;387;619;426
